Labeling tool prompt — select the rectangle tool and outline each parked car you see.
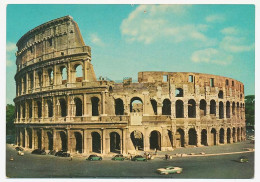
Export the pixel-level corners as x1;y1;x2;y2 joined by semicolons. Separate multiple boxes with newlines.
15;146;24;151
87;154;102;161
157;166;183;175
55;150;70;157
131;155;147;162
239;156;249;163
48;150;56;155
112;154;125;161
31;149;46;155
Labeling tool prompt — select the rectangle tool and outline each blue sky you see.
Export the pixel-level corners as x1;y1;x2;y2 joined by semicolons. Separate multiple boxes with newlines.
6;4;255;104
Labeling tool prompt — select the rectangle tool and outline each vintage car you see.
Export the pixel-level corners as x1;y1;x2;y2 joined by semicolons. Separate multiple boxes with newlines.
55;150;71;157
112;154;125;161
87;154;102;161
15;146;24;151
157;166;183;175
31;149;46;155
239;156;249;163
131;155;147;162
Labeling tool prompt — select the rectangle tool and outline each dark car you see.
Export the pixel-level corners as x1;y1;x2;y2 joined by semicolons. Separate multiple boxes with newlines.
87;154;102;161
31;149;46;155
15;146;24;151
131;155;147;161
55;150;70;157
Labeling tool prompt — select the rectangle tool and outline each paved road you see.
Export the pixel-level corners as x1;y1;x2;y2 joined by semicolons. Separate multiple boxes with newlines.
6;144;254;178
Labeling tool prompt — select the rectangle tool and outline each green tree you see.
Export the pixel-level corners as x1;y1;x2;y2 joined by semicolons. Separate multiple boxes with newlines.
245;95;255;126
6;104;15;135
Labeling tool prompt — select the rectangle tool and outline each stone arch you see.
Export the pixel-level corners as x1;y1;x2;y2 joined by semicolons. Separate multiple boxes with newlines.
218;90;223;99
59;131;67;151
175;88;183;97
74;97;83;116
74;64;83;82
226;101;230;118
37;130;42;149
227;128;231;143
210;100;216;115
150;130;161;150
200;99;207;116
60;66;67;84
37;101;42;118
201;129;207;146
232;127;236;143
176;100;184;118
188;99;196;118
150;99;157;115
74;132;83;153
130;130;144;151
210;128;217;145
91;97;100;116
219;101;224;119
110;132;121;153
115;98;124;115
59;99;67;117
47;131;53;150
162;99;171;115
47;100;53;117
176;128;185;147
219;128;225;144
130;97;143;113
188;128;197;145
91;132;101;153
232;101;235;116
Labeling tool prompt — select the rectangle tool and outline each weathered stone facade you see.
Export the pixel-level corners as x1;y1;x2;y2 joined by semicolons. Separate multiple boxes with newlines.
14;16;246;155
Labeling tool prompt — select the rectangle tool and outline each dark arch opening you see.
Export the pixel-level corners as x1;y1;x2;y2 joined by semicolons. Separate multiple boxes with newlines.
110;132;120;153
176;100;184;118
232;102;235;116
115;98;124;115
130;97;143;112
218;90;223;99
28;129;32;148
211;128;217;145
75;132;83;153
176;128;185;147
210;100;216;115
150;130;161;150
227;128;231;144
219;102;224;119
37;131;42;149
37;101;42;118
226;101;230;118
92;132;101;153
75;64;83;82
47;132;53;150
168;130;174;147
75;98;83;116
188;128;197;145
130;130;144;151
22;130;25;147
59;131;67;151
59;99;67;117
162;99;171;115
219;128;224;144
232;127;236;143
201;129;207;146
200;100;207;116
188;99;196;118
150;99;157;115
91;97;100;116
47;100;53;117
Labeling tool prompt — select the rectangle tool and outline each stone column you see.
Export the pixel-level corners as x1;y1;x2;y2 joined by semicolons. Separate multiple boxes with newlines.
224;128;227;144
32;128;35;149
184;101;188;118
83;129;88;154
24;128;28;148
83;60;88;82
223;102;226;119
122;128;127;154
216;102;219;119
53;65;57;86
67;96;71;120
67;129;71;153
157;102;162;115
41;97;44;122
184;129;189;147
196;103;200;119
101;92;106;116
83;94;87;116
67;62;71;84
143;127;150;151
53;129;57;151
26;73;29;94
171;99;176;118
102;129;106;154
161;127;167;151
196;127;201;147
216;131;219;145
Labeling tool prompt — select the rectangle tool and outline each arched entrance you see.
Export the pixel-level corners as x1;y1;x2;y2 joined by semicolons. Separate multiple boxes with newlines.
201;129;207;146
200;100;207;116
219;102;224;119
74;98;82;116
162;99;171;115
176;100;184;118
227;128;231;143
150;130;161;150
176;128;185;147
219;128;224;144
110;132;121;153
130;130;144;151
47;132;53;150
91;97;100;116
75;132;83;153
92;132;101;153
22;130;25;147
188;100;196;118
130;97;143;113
210;128;217;145
188;128;197;145
37;130;42;149
232;127;236;143
115;98;124;115
168;130;174;147
59;131;67;151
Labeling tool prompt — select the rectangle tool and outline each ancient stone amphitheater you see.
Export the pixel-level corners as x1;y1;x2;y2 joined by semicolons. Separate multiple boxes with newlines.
14;16;246;155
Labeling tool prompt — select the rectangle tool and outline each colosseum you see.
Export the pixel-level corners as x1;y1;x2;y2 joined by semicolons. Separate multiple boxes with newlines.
14;16;246;155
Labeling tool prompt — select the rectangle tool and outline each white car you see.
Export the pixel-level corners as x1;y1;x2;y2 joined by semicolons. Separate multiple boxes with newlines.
157;166;183;175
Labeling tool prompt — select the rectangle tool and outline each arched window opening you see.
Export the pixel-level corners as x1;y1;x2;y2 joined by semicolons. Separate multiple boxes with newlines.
59;99;67;117
22;103;25;118
226;101;230;118
59;131;67;151
200;100;206;116
91;97;99;116
232;127;236;143
48;69;53;85
232;102;235;115
211;128;217;145
23;76;26;93
162;99;171;115
37;71;42;87
168;130;174;147
37;130;42;149
226;79;229;86
61;66;67;84
74;132;83;153
74;98;83;116
37;101;42;118
219;128;224;144
227;128;231;144
219;102;224;119
201;129;207;146
188;128;197;145
115;98;124;115
175;88;183;97
47;132;53;151
176;100;184;118
28;129;32;148
29;101;32;118
47;100;53;117
150;99;157;115
176;128;185;147
29;73;34;90
130;97;143;113
75;64;83;82
150;130;161;150
188;99;196;118
92;132;101;153
218;90;223;99
110;132;120;153
236;102;239;117
210;100;216;115
130;130;144;151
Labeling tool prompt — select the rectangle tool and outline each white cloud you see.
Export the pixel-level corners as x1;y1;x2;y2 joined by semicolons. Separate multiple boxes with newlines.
220;36;254;53
120;5;210;44
221;27;239;35
6;42;17;53
191;48;233;65
90;33;105;46
205;14;225;23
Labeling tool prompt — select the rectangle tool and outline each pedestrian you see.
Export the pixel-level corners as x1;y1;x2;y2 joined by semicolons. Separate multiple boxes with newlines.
165;154;168;160
70;155;73;161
